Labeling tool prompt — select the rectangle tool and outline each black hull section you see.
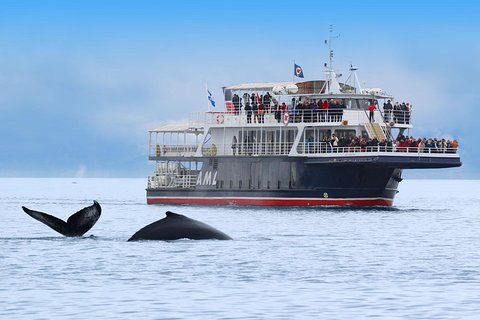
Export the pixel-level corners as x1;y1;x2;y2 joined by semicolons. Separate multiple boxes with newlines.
147;157;404;206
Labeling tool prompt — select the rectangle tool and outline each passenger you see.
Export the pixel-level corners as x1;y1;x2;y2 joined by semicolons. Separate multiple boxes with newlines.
263;92;271;111
250;93;256;105
231;136;237;155
232;94;240;115
368;101;376;122
295;100;304;123
245;102;252;123
418;139;425;153
258;103;265;123
280;102;287;115
252;100;258;123
438;138;447;153
273;103;281;123
379;139;386;152
321;136;330;153
451;139;459;153
393;102;401;123
322;100;329;122
242;93;249;111
330;133;339;152
405;103;411;124
384;99;393;122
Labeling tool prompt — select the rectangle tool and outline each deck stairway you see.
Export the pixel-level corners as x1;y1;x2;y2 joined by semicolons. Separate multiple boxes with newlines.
364;122;387;141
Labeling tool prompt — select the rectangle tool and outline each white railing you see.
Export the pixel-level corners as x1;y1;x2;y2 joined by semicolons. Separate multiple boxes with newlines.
150;144;198;157
297;142;458;155
189;109;412;126
148;174;198;189
150;140;458;158
201;142;294;157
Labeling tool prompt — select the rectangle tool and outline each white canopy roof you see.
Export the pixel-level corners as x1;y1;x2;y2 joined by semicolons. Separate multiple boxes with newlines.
224;81;295;91
150;123;203;133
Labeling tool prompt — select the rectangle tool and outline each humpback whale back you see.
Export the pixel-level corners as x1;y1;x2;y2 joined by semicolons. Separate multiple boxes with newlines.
128;211;232;241
22;201;101;237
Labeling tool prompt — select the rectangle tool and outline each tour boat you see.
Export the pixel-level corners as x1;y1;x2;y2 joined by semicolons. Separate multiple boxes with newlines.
146;51;461;206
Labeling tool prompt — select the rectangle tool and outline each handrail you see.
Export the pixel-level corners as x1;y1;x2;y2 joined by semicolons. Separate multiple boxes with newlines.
190;109;412;126
297;141;458;155
150;140;459;158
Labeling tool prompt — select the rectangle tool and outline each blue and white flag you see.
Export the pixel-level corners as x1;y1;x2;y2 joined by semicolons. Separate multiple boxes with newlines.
294;63;304;78
207;89;216;107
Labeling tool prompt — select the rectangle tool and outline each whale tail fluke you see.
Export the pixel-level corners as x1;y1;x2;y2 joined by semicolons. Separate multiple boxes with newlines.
22;206;70;236
22;201;101;237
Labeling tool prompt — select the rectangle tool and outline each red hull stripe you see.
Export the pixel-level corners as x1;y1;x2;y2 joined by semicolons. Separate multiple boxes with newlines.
146;197;393;207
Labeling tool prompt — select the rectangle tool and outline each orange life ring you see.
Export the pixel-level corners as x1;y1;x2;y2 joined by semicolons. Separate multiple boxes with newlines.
216;114;224;124
283;112;290;125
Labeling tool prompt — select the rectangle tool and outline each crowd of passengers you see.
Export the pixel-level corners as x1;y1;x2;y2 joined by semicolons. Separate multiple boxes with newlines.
231;92;411;124
305;134;459;153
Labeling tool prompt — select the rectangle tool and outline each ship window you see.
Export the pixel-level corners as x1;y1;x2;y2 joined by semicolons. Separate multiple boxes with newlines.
230;180;233;189
220;180;224;188
357;99;370;110
267;181;270;189
258;179;261;189
216;180;219;189
289;181;292;189
278;181;281;189
249;179;252;189
239;180;242;189
335;130;356;139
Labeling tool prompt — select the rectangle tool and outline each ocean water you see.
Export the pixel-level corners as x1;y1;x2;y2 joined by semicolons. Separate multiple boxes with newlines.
1;178;479;319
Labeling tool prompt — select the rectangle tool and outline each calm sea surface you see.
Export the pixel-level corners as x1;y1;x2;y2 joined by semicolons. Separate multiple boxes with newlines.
1;178;479;319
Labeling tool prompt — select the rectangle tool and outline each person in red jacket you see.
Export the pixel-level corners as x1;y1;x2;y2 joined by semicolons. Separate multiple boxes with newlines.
368;101;376;122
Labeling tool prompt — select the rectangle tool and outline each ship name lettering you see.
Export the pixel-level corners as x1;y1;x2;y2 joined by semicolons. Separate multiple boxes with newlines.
196;171;217;186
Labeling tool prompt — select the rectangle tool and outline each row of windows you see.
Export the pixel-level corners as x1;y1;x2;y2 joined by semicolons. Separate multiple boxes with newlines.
216;179;294;190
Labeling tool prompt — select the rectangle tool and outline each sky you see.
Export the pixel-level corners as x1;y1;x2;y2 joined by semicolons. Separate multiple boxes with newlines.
0;0;479;178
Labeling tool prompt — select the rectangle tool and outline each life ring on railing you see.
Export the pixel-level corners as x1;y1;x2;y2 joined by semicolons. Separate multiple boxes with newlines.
216;114;224;124
283;112;290;125
342;120;348;126
389;121;395;127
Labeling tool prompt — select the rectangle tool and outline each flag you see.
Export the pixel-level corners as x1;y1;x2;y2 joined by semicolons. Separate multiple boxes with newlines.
207;89;216;107
294;63;304;78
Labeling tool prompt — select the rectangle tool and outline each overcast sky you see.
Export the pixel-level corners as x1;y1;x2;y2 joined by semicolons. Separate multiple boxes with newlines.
0;0;478;178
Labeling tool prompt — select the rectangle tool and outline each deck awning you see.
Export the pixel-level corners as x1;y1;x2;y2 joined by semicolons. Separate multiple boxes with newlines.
150;123;203;134
224;82;295;91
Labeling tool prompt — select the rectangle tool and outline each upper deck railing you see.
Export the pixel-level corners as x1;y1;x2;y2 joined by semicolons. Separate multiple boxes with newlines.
189;108;411;127
149;141;459;158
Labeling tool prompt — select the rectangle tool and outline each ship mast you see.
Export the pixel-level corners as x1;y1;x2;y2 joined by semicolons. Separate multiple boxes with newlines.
322;25;341;94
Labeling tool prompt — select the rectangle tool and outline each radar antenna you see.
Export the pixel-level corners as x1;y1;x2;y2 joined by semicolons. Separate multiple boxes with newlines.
321;25;341;94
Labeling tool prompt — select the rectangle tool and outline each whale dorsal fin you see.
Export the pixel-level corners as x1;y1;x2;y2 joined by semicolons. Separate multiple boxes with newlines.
165;211;185;218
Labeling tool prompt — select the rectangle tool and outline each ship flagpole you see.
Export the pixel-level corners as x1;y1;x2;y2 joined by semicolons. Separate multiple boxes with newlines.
292;59;295;83
206;82;211;112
